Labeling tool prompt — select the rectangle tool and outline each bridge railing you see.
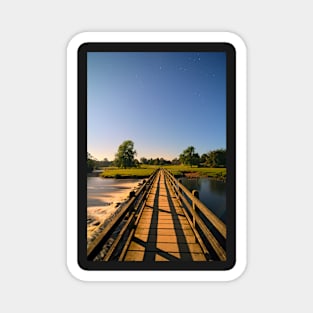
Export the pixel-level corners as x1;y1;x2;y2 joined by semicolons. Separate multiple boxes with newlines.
163;168;227;261
87;169;159;261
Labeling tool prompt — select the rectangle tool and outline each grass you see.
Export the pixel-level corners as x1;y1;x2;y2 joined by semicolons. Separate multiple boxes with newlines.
99;165;226;180
99;167;154;178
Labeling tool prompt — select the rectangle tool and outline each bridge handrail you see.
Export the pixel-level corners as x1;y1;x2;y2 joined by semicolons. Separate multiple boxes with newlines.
87;169;158;260
163;168;226;239
163;168;226;261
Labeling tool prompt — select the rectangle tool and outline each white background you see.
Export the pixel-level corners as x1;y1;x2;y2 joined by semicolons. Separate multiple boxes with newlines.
1;0;312;312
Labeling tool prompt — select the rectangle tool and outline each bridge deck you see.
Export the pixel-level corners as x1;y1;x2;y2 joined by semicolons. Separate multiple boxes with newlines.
123;169;207;261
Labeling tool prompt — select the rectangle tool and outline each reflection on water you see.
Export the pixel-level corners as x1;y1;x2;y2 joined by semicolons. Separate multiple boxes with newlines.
180;177;226;223
181;178;200;192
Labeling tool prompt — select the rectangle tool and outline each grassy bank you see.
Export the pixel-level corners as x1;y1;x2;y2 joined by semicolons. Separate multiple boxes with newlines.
99;167;154;178
164;165;226;178
99;165;226;180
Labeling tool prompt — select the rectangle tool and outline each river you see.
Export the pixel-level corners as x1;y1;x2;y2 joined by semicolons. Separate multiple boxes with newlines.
180;177;226;223
87;177;143;243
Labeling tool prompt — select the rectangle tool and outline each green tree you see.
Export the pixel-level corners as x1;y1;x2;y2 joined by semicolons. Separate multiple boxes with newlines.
153;158;160;165
171;158;181;165
205;149;226;167
179;146;200;167
102;158;110;167
87;152;96;173
140;157;148;164
200;153;208;166
114;140;137;168
192;152;200;167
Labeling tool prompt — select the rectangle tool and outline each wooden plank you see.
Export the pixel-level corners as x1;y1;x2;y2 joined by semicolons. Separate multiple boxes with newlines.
122;168;210;262
156;242;203;253
124;251;145;261
157;235;197;244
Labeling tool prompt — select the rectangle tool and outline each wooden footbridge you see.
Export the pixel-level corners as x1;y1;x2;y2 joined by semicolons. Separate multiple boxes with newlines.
87;168;226;262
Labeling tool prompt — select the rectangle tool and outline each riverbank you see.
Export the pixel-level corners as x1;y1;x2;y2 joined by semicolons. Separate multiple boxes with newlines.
99;168;153;178
94;165;226;180
183;171;226;182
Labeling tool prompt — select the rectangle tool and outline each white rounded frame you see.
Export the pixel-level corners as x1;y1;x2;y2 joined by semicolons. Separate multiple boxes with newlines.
67;32;247;282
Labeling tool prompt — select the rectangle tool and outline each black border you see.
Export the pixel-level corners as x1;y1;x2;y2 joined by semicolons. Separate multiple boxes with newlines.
78;43;236;271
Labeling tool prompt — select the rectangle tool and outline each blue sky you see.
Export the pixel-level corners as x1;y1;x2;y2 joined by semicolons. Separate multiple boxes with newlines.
87;51;226;161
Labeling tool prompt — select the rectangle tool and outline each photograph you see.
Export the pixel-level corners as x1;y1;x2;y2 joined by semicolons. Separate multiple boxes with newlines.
78;43;236;270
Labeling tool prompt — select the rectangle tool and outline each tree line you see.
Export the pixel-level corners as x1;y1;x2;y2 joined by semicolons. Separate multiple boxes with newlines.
87;140;226;172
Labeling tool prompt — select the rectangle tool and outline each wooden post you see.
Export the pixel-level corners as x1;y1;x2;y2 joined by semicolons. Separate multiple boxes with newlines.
192;190;199;227
178;179;182;194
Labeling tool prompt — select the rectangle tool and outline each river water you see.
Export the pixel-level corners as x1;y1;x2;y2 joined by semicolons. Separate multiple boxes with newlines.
87;177;143;242
180;177;226;223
